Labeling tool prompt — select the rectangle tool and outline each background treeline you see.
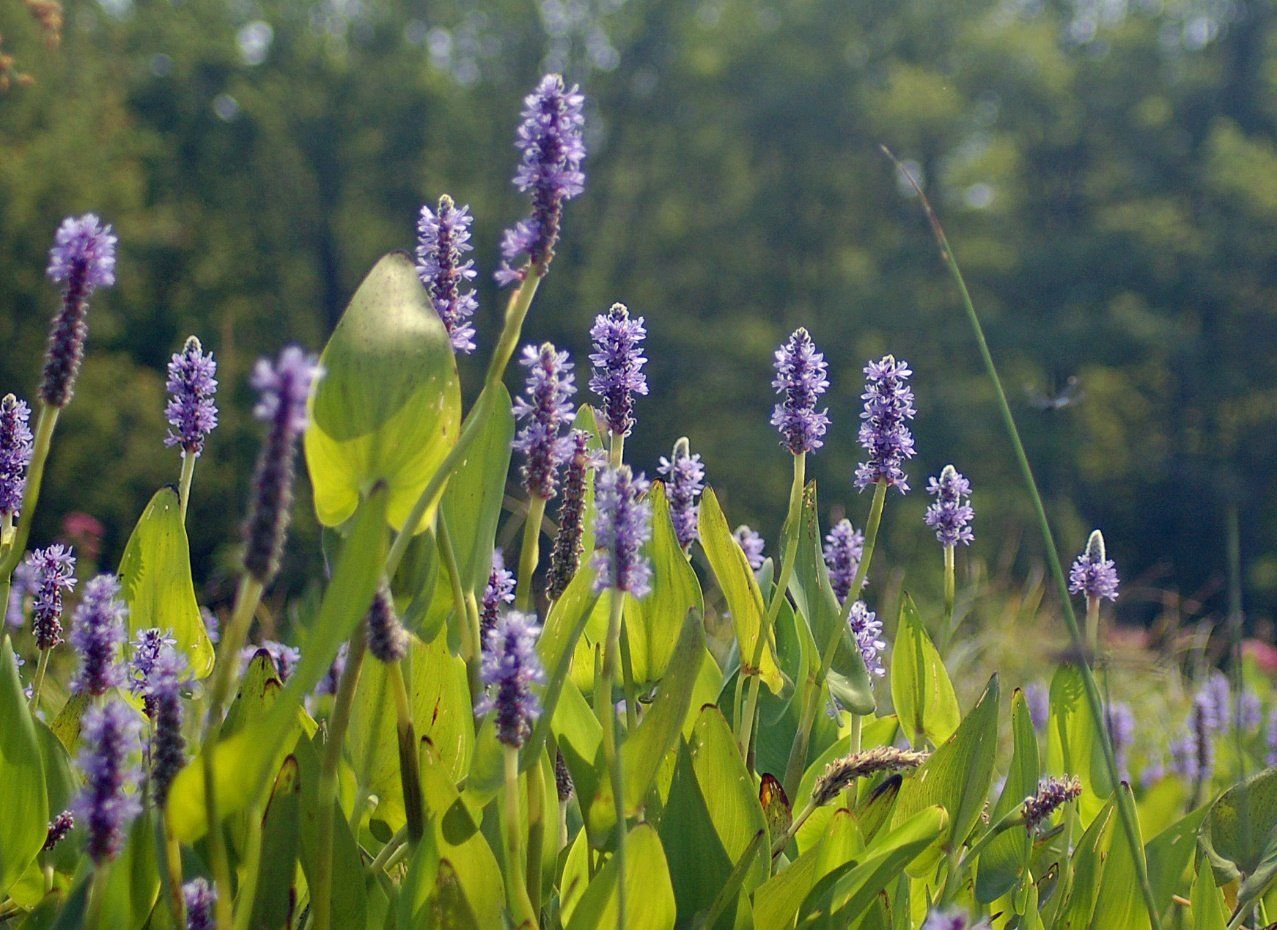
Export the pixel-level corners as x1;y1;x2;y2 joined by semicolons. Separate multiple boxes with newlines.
1;0;1275;629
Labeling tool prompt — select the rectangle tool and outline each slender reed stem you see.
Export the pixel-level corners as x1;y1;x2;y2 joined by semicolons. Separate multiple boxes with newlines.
1085;595;1100;656
738;453;805;758
312;627;367;930
619;624;639;733
770;798;818;858
178;453;197;523
888;148;1163;930
842;713;862;807
594;591;627;930
28;647;51;711
366;826;408;876
436;518;480;697
941;544;956;651
517;497;547;613
502;746;539;929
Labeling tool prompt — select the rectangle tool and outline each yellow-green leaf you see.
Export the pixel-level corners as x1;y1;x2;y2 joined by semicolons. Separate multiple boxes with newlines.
0;636;47;899
890;593;960;747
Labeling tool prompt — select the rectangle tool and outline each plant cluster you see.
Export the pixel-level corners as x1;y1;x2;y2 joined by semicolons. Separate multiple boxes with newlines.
0;74;1274;930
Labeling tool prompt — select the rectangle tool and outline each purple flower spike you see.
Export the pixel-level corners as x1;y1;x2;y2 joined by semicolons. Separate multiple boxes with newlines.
183;878;217;930
546;432;597;602
165;336;219;457
1239;690;1262;732
823;519;865;605
70;574;126;696
1022;776;1082;833
73;699;141;864
770;328;830;455
1024;682;1049;732
733;525;766;573
27;544;76;649
847;601;886;679
497;74;586;284
43;810;75;851
477;610;546;747
513;343;576;500
591;465;652;597
925;465;974;547
243;346;321;585
589;303;648;440
923;911;990;930
482;549;517;642
417;195;478;354
657;438;705;550
0;394;33;520
42;214;117;408
1196;671;1230;734
145;646;188;804
1068;529;1119;602
1106;701;1134;779
854;355;916;492
128;627;176;712
366;583;408;663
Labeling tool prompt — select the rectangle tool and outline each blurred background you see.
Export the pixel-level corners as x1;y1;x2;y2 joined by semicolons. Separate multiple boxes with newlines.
1;0;1275;638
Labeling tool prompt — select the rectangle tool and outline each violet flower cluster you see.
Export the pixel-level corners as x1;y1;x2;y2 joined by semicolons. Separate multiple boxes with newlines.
1068;529;1119;602
591;465;652;598
143;646;188;804
73;699;141;864
43;811;74;851
417;195;478;354
184;879;217;930
27;544;76;649
823;519;864;605
0;394;33;520
770;328;829;455
546;431;593;601
164;335;219;457
1025;682;1049;733
243;346;321;585
69;574;127;696
366;583;408;664
513;343;576;500
42;214;117;408
1021;775;1082;833
923;911;989;930
924;465;974;547
854;355;916;492
734;525;766;574
1105;701;1134;780
847;601;886;679
127;627;176;714
657;439;705;550
477;610;546;748
589;303;648;440
482;549;517;642
497;74;586;284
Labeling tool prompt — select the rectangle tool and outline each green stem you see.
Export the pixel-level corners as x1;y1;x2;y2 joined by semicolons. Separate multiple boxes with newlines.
502;746;539;929
178;452;197;523
231;801;266;930
1086;595;1100;657
939;807;1025;906
386;659;424;842
383;274;543;582
941;544;956;652
526;751;546;919
842;714;862;807
782;482;887;797
517;497;547;614
738;453;805;759
28;647;50;712
770;798;818;859
312;627;367;930
162;811;186;929
436;518;480;699
619;622;639;733
85;865;110;930
891;151;1163;930
595;591;627;930
365;826;407;876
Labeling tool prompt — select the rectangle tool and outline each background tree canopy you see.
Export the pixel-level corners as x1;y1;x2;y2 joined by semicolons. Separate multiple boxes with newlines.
1;0;1275;629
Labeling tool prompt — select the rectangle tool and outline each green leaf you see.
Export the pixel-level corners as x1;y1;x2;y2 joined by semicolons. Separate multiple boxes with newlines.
305;251;462;532
790;482;873;714
1053;801;1114;930
624;481;704;687
566;823;677;930
246;756;301;930
116;487;215;678
1191;857;1227;930
220;650;283;737
587;607;705;837
698;488;784;695
753;809;863;928
974;688;1040;903
1201;764;1277;884
0;636;48;899
890;594;960;748
551;679;603;824
96;808;160;930
1091;783;1151;930
891;674;999;869
1046;663;1112;824
1145;805;1208;917
167;487;388;841
296;734;366;930
657;706;769;930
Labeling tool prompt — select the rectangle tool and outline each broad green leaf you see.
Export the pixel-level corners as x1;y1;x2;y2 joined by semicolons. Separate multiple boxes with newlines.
116;487;214;678
1053;801;1114;930
296;734;366;930
890;594;959;747
0;637;48;899
168;487;387;841
247;757;301;930
625;482;704;686
1191;858;1227;930
754;808;863;928
892;675;999;869
657;707;769;929
798;806;948;928
588;607;705;837
305;251;462;532
566;823;677;930
349;627;473;831
1091;784;1151;930
551;679;603;820
1200;764;1277;886
1145;805;1208;917
1046;664;1111;823
220;650;282;737
97;808;160;930
699;488;784;695
33;718;78;877
974;688;1040;903
789;483;873;715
